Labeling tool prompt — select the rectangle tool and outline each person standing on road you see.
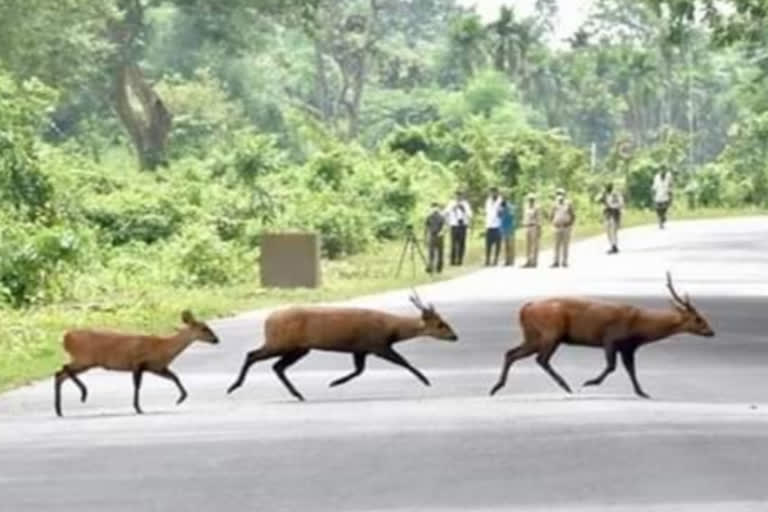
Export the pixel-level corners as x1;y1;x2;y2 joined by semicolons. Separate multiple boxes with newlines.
499;198;517;266
652;167;673;229
446;190;472;266
550;188;575;268
601;183;623;254
484;187;503;266
424;202;445;274
521;193;541;268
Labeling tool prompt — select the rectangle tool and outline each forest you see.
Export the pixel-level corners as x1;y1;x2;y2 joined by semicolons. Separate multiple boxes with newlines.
0;0;767;380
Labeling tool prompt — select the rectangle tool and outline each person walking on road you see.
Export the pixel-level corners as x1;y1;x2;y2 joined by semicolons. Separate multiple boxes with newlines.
550;188;575;268
652;167;673;229
521;193;541;268
601;183;623;254
484;187;503;266
424;202;445;274
499;198;517;266
446;190;472;266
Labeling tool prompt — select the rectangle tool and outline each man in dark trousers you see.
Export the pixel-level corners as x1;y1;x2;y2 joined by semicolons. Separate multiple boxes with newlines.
446;190;472;266
424;202;446;274
484;187;503;266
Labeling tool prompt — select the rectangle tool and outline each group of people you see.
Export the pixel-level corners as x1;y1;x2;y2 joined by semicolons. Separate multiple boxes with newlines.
424;187;576;273
480;187;577;269
423;168;673;273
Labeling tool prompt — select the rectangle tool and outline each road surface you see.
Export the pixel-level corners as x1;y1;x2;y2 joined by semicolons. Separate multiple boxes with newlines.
1;217;768;512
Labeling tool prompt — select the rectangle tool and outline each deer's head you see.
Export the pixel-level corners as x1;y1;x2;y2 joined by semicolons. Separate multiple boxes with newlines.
409;290;458;342
666;272;714;338
180;310;220;344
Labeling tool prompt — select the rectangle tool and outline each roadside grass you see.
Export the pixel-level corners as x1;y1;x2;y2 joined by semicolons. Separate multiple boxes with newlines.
0;207;763;391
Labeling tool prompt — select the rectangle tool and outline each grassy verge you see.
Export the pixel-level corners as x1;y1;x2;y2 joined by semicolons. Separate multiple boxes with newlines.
0;207;763;391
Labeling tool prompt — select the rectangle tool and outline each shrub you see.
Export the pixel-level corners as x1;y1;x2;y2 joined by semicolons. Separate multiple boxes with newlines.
83;187;184;246
0;221;87;307
174;226;251;287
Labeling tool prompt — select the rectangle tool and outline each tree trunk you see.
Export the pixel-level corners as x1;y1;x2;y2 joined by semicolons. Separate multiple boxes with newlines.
346;0;380;139
314;41;333;121
112;63;172;170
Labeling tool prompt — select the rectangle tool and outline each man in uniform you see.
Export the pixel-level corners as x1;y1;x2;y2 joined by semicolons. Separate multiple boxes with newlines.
601;183;623;254
424;202;445;274
445;190;472;266
652;166;673;229
550;188;575;268
521;193;541;268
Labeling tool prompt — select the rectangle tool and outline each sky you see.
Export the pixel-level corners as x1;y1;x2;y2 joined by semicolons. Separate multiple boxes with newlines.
456;0;596;44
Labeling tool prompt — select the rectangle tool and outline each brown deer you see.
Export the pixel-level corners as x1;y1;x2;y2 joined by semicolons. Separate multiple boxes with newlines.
489;273;714;399
55;310;219;416
227;292;458;400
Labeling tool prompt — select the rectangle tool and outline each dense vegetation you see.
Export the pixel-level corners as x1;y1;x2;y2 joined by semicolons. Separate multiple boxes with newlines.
0;0;766;311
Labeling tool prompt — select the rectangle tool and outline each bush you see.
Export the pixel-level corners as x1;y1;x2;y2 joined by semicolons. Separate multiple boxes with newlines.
0;221;87;307
83;187;184;246
174;226;251;287
0;74;57;220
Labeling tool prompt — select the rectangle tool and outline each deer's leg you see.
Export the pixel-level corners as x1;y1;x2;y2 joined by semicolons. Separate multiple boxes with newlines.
152;368;188;405
54;364;90;417
227;347;276;394
273;349;310;401
536;343;572;393
132;365;146;414
329;353;367;388
583;344;617;387
620;347;650;399
375;347;430;386
489;344;537;396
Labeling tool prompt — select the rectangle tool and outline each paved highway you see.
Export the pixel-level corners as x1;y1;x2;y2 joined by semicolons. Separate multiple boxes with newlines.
1;217;768;511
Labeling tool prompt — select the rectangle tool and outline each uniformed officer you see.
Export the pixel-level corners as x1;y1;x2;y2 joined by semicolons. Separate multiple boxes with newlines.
521;193;541;268
550;188;575;268
601;183;623;254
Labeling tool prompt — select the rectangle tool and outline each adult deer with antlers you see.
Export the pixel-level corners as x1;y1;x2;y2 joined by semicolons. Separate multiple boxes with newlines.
489;272;714;399
227;291;458;400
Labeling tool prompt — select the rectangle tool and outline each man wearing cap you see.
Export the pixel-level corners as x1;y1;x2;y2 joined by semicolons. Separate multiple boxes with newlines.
550;188;575;268
445;190;472;266
521;193;541;268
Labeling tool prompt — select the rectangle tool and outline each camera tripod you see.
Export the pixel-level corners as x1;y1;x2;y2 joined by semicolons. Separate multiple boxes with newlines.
394;225;431;278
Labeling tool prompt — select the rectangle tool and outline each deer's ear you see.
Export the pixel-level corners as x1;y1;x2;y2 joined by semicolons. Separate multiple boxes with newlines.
181;310;196;325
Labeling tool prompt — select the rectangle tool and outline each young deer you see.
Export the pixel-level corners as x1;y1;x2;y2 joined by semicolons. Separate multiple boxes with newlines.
227;292;458;400
489;273;714;399
55;310;219;416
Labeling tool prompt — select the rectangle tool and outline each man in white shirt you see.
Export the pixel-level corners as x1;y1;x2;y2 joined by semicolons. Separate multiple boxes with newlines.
484;187;502;266
652;167;673;229
445;190;472;266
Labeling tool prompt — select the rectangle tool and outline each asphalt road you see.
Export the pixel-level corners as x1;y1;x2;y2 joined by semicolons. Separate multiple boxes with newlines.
1;217;768;512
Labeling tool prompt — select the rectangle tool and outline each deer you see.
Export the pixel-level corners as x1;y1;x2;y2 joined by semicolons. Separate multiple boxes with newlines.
489;272;714;399
226;291;458;400
54;310;219;417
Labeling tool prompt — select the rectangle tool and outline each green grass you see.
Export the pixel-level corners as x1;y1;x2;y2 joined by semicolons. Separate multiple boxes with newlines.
0;207;764;392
